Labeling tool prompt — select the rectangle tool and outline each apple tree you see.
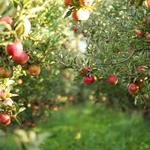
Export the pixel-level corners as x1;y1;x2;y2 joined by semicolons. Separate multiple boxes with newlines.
0;0;69;127
61;0;150;116
1;0;150;128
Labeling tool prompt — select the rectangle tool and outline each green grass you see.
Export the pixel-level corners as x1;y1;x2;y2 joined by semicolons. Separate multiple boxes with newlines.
40;103;150;150
0;103;150;150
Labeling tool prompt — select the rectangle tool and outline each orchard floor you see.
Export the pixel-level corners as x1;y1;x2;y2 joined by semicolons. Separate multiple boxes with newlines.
40;103;150;150
1;103;150;150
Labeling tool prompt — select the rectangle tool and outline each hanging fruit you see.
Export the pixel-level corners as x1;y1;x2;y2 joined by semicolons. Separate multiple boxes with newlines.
83;75;95;85
27;64;41;76
107;74;118;85
128;83;139;95
6;40;23;56
0;113;11;125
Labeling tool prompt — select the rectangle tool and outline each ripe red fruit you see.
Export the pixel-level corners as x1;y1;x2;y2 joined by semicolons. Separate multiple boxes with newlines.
64;0;72;6
5;119;11;125
145;33;150;40
134;29;144;37
4;69;13;78
28;64;41;76
0;113;11;125
72;10;78;21
80;66;91;76
146;0;150;7
83;75;95;85
128;83;139;95
73;26;78;33
72;9;90;21
0;16;13;26
0;67;13;78
136;65;147;73
0;67;5;77
6;41;23;56
12;51;29;64
28;121;36;128
107;74;118;84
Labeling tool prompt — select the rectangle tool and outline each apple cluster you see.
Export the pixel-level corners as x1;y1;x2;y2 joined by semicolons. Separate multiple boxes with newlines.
0;16;29;64
0;15;42;126
0;87;15;125
80;66;141;95
0;15;42;77
134;28;150;40
64;0;95;21
80;66;95;84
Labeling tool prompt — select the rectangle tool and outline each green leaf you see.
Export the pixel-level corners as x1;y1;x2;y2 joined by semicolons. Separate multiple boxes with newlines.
15;116;22;125
0;0;9;15
64;8;73;18
2;2;16;17
18;107;26;114
136;0;145;6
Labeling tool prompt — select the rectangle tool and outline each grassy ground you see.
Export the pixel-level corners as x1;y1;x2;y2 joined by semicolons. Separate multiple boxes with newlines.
40;103;150;150
0;103;150;150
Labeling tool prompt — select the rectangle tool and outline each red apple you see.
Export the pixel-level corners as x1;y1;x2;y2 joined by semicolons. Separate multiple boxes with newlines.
4;69;13;78
12;51;29;64
146;0;150;7
6;41;23;56
73;26;78;33
80;66;91;76
28;121;36;128
136;65;147;73
0;113;11;125
83;75;95;85
28;64;41;76
0;16;13;26
0;67;5;77
145;33;150;40
107;74;118;84
134;29;144;37
72;9;91;21
5;119;11;125
64;0;72;6
128;83;139;95
72;10;78;21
